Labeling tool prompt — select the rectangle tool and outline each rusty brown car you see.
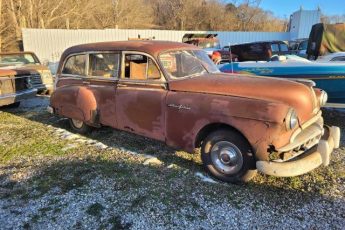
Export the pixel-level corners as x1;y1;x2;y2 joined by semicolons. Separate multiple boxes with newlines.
0;68;37;108
49;41;341;183
0;52;54;94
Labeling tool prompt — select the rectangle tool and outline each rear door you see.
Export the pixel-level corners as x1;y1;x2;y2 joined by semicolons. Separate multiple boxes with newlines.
84;52;120;127
115;52;167;141
54;54;87;120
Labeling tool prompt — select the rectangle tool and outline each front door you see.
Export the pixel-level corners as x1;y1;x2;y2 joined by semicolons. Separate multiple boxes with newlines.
115;52;167;141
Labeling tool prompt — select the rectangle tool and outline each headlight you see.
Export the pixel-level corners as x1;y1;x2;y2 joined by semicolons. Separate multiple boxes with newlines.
286;108;298;130
319;91;328;107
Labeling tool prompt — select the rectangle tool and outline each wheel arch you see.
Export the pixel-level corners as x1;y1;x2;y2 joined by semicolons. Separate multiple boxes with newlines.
194;122;250;149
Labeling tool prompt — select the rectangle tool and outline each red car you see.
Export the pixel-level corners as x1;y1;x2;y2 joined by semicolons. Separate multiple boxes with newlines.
49;41;340;183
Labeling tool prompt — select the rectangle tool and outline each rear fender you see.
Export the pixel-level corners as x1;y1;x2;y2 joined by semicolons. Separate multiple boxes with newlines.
51;86;97;123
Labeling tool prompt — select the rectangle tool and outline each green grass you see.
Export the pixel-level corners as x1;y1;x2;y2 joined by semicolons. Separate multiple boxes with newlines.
0;112;68;163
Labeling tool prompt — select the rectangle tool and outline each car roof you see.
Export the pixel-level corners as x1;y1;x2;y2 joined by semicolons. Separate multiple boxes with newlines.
231;40;287;46
61;40;199;59
0;51;37;55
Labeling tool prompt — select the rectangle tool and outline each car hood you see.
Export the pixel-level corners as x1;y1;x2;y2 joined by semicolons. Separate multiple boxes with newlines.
169;73;318;123
0;68;31;77
0;64;49;74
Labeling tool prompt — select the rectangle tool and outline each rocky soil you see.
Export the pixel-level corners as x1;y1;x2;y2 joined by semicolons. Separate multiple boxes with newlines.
0;96;344;229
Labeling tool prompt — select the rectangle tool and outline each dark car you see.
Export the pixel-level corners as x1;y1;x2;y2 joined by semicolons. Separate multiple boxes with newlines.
289;39;308;58
230;41;291;62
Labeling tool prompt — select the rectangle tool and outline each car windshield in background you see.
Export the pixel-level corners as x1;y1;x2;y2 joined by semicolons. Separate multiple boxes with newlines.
299;41;308;50
159;50;219;79
199;41;221;49
0;54;39;67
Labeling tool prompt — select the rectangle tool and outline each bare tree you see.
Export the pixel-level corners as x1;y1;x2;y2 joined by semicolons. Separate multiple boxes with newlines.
0;0;301;52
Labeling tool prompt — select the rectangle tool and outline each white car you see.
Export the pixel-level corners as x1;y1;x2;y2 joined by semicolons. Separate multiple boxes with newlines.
317;52;345;62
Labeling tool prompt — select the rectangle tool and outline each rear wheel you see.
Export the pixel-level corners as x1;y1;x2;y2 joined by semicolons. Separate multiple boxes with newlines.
201;129;257;183
69;118;92;134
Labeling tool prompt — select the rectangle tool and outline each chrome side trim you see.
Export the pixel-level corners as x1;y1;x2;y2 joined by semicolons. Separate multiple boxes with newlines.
0;88;37;99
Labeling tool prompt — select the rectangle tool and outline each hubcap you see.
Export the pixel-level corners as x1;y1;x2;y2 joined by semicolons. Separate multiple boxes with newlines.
210;141;243;175
71;119;83;129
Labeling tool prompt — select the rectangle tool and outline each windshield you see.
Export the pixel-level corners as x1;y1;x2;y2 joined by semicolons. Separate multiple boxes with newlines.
0;53;39;67
159;50;219;79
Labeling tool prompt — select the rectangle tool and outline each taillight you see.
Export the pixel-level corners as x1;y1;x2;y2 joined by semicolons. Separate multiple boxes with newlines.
212;51;221;58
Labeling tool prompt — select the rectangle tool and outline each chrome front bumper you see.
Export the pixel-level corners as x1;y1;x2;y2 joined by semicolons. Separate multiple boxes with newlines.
256;126;341;177
0;88;37;106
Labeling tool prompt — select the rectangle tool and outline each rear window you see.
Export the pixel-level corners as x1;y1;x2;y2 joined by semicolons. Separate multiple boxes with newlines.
62;55;87;75
89;53;120;78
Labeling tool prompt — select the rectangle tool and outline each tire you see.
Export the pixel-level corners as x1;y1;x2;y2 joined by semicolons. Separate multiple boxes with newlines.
8;102;21;108
69;118;92;134
201;129;257;183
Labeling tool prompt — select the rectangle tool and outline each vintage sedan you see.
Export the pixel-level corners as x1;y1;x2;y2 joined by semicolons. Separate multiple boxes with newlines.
0;52;54;94
50;41;340;183
0;69;37;107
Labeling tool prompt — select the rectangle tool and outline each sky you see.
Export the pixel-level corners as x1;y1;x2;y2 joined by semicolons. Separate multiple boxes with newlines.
258;0;345;18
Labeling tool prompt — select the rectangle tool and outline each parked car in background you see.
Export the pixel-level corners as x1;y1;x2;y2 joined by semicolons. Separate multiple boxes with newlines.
50;40;340;183
307;23;345;60
0;68;37;107
230;41;291;62
316;52;345;62
0;52;54;94
289;39;308;58
182;34;236;64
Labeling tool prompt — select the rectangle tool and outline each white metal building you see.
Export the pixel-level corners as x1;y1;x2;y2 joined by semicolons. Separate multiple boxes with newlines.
289;7;321;39
22;8;321;64
22;29;290;63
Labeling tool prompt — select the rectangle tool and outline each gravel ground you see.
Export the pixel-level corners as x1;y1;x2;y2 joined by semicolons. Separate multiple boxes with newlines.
0;96;344;229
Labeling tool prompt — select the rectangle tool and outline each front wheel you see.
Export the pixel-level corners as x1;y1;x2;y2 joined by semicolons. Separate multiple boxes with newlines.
7;102;21;108
201;129;257;183
69;118;92;134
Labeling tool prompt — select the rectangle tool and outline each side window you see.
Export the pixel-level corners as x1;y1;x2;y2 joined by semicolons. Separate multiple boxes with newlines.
62;55;86;75
280;43;289;52
123;54;161;80
147;58;160;79
89;53;120;78
271;44;280;52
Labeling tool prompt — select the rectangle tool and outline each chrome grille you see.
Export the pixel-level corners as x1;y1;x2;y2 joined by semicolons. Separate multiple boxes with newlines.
273;116;324;162
31;74;43;86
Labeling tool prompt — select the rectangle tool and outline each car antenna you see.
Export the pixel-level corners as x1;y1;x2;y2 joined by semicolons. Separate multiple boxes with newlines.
228;42;234;73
